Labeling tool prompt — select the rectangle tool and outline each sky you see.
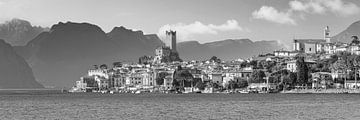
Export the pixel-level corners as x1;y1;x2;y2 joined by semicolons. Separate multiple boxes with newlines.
0;0;360;49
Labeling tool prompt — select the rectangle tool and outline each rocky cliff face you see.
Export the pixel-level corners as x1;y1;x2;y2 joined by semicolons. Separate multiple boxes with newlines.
0;39;43;89
0;19;48;46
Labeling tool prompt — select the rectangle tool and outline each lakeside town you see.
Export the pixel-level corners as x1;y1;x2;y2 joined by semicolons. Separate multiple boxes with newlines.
69;26;360;94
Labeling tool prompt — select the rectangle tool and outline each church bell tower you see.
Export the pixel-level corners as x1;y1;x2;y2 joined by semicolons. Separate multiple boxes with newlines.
324;26;331;43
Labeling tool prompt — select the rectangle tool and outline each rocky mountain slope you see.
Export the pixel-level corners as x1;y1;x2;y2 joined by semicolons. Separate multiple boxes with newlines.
0;39;43;89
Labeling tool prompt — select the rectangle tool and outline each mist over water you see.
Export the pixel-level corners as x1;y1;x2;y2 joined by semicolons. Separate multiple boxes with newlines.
0;93;359;120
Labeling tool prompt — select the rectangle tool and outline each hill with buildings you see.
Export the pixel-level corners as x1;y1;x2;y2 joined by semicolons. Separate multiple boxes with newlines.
0;19;48;46
332;20;360;43
177;39;283;61
0;39;43;89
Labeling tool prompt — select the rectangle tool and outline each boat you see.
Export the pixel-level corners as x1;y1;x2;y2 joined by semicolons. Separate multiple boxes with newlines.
135;89;151;94
238;90;249;93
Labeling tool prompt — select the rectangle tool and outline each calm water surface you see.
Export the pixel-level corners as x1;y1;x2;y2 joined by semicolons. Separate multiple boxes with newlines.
0;93;360;120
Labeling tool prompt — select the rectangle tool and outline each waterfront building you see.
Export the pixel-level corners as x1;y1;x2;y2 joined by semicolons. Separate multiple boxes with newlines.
88;69;109;79
274;50;290;57
311;72;333;89
113;72;127;88
344;80;360;89
128;72;143;86
247;83;278;92
141;71;155;86
286;60;316;72
211;73;223;85
74;76;98;92
95;76;109;90
163;72;174;90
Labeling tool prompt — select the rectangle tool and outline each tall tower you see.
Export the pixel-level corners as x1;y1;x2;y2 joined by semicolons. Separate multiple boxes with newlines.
166;30;177;52
324;26;331;43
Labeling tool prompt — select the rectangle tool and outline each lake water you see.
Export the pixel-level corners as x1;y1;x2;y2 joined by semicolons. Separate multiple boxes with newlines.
1;93;360;120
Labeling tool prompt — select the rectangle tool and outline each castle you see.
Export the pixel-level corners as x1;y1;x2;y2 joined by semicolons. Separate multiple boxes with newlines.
153;30;178;64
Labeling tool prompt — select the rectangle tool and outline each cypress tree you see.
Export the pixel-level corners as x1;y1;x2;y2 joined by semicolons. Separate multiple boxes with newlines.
296;56;308;86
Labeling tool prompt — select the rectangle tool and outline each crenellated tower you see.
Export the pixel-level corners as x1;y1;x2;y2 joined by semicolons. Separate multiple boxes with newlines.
166;30;177;52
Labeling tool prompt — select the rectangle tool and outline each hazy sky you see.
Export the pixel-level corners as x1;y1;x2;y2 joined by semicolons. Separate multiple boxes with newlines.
0;0;360;49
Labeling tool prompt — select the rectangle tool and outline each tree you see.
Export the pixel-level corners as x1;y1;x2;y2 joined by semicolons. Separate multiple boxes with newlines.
240;61;248;68
237;80;248;88
296;56;309;86
249;60;258;68
210;56;221;63
283;72;296;86
194;80;206;90
225;81;238;90
100;64;108;70
173;68;194;88
93;65;99;69
351;36;360;45
162;51;182;63
112;62;122;68
251;70;265;83
330;57;347;82
156;72;168;85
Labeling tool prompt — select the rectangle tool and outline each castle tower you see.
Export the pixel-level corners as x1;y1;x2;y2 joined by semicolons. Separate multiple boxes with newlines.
166;30;176;52
324;26;331;43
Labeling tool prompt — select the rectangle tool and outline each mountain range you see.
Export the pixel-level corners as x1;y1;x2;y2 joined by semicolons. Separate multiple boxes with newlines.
1;19;358;88
14;22;165;88
332;20;360;43
177;39;283;60
0;19;48;46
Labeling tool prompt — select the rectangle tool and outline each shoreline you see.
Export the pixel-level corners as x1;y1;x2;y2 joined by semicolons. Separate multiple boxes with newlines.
281;89;360;94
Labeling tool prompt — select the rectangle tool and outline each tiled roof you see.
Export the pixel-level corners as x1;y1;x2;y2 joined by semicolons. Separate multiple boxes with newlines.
294;39;326;43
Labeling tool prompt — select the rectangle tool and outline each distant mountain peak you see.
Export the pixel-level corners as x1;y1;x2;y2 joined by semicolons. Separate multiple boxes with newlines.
50;21;104;34
177;38;282;61
109;26;144;35
3;18;32;27
0;18;48;46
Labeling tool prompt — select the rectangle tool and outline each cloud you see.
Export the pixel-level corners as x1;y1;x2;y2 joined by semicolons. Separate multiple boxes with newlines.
252;0;360;25
157;20;244;44
289;0;360;16
252;6;296;25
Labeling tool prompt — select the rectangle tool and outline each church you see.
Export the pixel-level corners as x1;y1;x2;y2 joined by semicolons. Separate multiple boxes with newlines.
293;26;332;54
